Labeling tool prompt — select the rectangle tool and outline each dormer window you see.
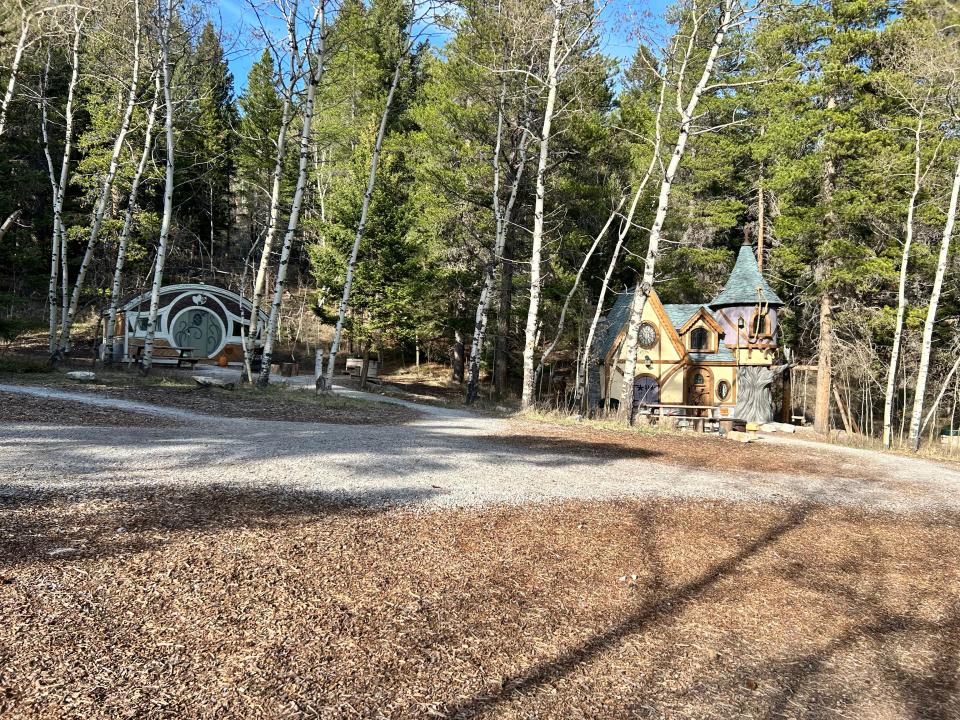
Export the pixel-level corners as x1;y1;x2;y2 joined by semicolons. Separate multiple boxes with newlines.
690;327;709;351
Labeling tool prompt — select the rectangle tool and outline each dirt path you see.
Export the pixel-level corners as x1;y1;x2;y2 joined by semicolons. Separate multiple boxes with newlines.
2;382;960;512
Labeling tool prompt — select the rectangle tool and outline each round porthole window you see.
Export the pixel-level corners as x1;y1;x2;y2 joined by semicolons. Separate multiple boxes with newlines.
170;306;225;358
717;380;731;401
638;322;658;349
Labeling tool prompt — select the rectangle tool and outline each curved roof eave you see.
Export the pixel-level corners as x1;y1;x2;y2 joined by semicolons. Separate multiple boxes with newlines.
111;283;269;321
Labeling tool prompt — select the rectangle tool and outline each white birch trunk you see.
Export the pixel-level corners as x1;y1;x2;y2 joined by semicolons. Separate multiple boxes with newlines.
882;121;923;448
60;0;143;352
258;12;326;387
141;0;176;374
0;210;20;242
323;57;403;391
40;53;60;354
577;73;668;408
249;2;300;341
908;151;960;450
520;0;562;410
40;18;83;356
921;351;960;436
538;195;625;379
0;3;30;139
105;73;161;360
618;0;733;418
465;84;530;404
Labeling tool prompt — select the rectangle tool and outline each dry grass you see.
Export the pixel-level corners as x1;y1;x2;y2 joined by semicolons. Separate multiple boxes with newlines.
1;493;958;719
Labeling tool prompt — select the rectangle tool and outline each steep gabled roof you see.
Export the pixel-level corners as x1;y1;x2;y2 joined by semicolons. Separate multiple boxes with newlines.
594;290;633;360
594;290;688;360
709;244;784;307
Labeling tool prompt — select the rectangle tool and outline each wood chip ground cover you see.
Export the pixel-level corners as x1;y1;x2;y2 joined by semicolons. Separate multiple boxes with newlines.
2;496;958;719
0;391;180;428
504;418;958;479
1;377;418;425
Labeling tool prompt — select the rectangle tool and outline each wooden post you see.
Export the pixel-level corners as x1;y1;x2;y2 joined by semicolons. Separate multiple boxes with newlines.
314;347;325;392
359;345;370;389
781;365;792;423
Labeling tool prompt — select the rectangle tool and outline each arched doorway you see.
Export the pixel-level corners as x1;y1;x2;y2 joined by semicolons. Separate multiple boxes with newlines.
632;374;660;419
686;367;713;408
171;306;225;358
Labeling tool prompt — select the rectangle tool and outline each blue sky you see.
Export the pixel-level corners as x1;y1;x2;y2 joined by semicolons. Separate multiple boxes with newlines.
216;0;672;94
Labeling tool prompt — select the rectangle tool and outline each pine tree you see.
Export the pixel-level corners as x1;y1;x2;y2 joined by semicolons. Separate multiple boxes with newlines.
236;49;285;253
177;21;238;271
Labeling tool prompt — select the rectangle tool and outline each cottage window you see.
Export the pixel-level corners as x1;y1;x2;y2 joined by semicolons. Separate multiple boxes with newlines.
751;311;770;337
690;327;709;350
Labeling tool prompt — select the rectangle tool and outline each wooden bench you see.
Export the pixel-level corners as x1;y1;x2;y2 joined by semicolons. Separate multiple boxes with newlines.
129;344;199;368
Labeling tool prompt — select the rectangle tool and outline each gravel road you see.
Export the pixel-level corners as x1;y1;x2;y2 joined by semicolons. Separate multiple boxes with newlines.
2;383;959;513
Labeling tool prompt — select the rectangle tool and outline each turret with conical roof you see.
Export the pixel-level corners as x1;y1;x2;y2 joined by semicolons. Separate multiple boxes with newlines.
708;242;781;361
709;242;783;308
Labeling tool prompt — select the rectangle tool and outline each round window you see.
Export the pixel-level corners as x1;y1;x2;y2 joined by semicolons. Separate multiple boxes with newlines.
638;322;658;349
717;380;731;401
171;306;225;358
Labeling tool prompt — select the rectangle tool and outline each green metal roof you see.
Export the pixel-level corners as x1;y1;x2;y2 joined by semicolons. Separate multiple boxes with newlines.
709;244;784;307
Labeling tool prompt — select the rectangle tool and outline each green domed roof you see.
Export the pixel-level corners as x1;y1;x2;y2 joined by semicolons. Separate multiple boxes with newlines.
709;244;783;307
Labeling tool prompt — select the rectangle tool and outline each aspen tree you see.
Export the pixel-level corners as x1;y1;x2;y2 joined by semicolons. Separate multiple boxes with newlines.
519;0;562;410
323;2;417;392
618;0;742;420
140;0;177;374
258;0;328;387
60;0;144;353
577;62;670;408
105;72;161;361
40;11;85;356
909;151;960;450
248;0;302;342
465;81;531;404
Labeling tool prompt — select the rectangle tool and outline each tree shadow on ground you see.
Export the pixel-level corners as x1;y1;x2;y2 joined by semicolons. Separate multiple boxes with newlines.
740;522;960;720
0;420;665;486
443;504;814;719
0;484;438;567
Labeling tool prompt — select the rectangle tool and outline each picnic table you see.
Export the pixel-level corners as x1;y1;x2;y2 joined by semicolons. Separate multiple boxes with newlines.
129;343;199;369
636;403;745;433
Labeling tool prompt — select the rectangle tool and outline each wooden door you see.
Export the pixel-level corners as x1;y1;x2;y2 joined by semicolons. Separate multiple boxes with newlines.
686;367;713;408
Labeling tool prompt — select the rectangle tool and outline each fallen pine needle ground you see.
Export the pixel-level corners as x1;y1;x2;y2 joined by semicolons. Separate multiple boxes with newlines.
2;494;958;719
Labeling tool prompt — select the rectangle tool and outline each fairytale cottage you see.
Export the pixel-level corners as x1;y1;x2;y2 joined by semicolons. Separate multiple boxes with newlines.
595;241;785;424
101;283;267;367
